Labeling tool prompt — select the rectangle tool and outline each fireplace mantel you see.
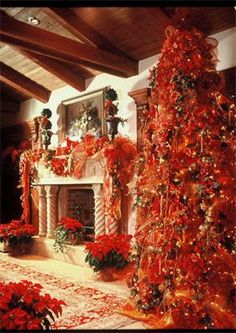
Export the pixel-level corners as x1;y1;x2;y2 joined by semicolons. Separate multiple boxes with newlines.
36;175;103;185
34;155;107;239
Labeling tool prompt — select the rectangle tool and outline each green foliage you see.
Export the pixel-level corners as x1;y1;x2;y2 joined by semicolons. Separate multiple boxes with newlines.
85;249;129;273
41;108;52;118
53;226;82;253
53;226;68;253
8;235;33;246
104;88;118;101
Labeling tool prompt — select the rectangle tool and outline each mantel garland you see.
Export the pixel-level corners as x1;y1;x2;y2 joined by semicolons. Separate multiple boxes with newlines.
18;89;137;233
19;134;136;233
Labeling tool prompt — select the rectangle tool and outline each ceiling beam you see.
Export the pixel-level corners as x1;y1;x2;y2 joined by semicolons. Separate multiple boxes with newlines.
1;96;20;113
1;35;129;78
0;62;51;103
144;8;170;28
0;11;138;77
42;7;128;57
16;49;86;92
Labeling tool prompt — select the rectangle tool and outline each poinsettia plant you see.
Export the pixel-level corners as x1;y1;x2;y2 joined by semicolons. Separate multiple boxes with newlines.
85;234;132;272
53;217;84;253
0;220;36;246
0;280;66;330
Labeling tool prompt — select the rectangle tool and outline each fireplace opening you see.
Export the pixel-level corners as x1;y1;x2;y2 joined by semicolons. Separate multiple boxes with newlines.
66;188;95;241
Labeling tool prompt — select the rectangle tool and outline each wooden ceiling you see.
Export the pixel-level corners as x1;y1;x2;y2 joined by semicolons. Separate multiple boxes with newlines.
0;6;235;113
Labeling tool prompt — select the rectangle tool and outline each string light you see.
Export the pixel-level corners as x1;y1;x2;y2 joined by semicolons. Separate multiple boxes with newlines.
123;19;235;329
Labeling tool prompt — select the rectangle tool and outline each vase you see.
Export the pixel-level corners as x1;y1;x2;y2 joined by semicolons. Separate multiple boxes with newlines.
7;240;34;257
99;268;115;282
99;264;134;282
112;263;135;281
66;233;81;246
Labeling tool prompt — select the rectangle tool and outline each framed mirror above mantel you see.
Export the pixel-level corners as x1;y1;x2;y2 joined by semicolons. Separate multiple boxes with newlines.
58;87;108;145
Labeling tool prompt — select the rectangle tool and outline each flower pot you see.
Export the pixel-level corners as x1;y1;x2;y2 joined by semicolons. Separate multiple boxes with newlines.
112;263;135;281
66;233;81;246
99;268;115;282
7;240;34;257
99;263;135;282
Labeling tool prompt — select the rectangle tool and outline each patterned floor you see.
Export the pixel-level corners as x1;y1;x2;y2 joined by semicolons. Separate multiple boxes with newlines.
0;254;140;329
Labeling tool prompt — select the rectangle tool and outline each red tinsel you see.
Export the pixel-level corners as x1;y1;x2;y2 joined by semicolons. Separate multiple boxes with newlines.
50;158;69;176
121;23;236;329
103;136;137;233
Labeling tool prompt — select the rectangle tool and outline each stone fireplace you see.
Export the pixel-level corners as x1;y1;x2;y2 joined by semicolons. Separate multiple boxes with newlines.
35;157;106;241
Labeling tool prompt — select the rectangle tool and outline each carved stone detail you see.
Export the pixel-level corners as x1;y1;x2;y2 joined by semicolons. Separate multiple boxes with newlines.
92;184;105;236
106;215;119;235
38;186;47;237
45;185;59;239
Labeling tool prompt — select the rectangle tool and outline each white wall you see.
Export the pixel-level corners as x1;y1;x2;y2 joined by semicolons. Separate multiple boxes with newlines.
214;27;236;71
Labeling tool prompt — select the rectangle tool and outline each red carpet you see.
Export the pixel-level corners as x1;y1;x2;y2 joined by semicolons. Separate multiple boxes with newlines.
0;256;135;329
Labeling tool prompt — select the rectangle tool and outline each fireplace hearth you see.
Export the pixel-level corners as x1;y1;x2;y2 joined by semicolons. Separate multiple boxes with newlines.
61;187;95;241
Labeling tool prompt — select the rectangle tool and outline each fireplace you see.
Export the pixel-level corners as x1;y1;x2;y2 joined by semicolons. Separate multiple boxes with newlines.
35;157;107;241
59;186;95;241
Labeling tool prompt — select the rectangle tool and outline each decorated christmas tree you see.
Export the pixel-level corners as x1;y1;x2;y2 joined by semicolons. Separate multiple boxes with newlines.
123;13;236;329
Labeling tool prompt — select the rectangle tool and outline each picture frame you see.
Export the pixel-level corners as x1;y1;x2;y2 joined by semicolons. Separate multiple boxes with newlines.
59;88;107;143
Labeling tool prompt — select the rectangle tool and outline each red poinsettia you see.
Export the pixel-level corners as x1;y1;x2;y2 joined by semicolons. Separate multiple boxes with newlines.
54;217;84;253
85;234;132;272
58;217;83;233
0;280;66;330
0;220;36;245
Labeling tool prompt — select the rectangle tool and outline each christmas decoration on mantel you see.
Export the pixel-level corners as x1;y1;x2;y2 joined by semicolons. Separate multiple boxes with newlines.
18;88;137;236
38;108;53;150
104;88;126;141
120;10;236;330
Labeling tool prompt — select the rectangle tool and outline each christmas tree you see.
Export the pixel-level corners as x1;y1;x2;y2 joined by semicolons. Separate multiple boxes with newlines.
124;14;236;329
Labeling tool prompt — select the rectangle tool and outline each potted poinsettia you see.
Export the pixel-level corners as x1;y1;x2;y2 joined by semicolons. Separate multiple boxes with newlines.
84;234;133;281
0;220;36;255
53;217;84;253
0;280;66;330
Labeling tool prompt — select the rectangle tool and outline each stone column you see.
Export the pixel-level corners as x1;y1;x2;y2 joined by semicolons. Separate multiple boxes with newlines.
38;186;47;237
45;185;59;239
92;184;105;237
